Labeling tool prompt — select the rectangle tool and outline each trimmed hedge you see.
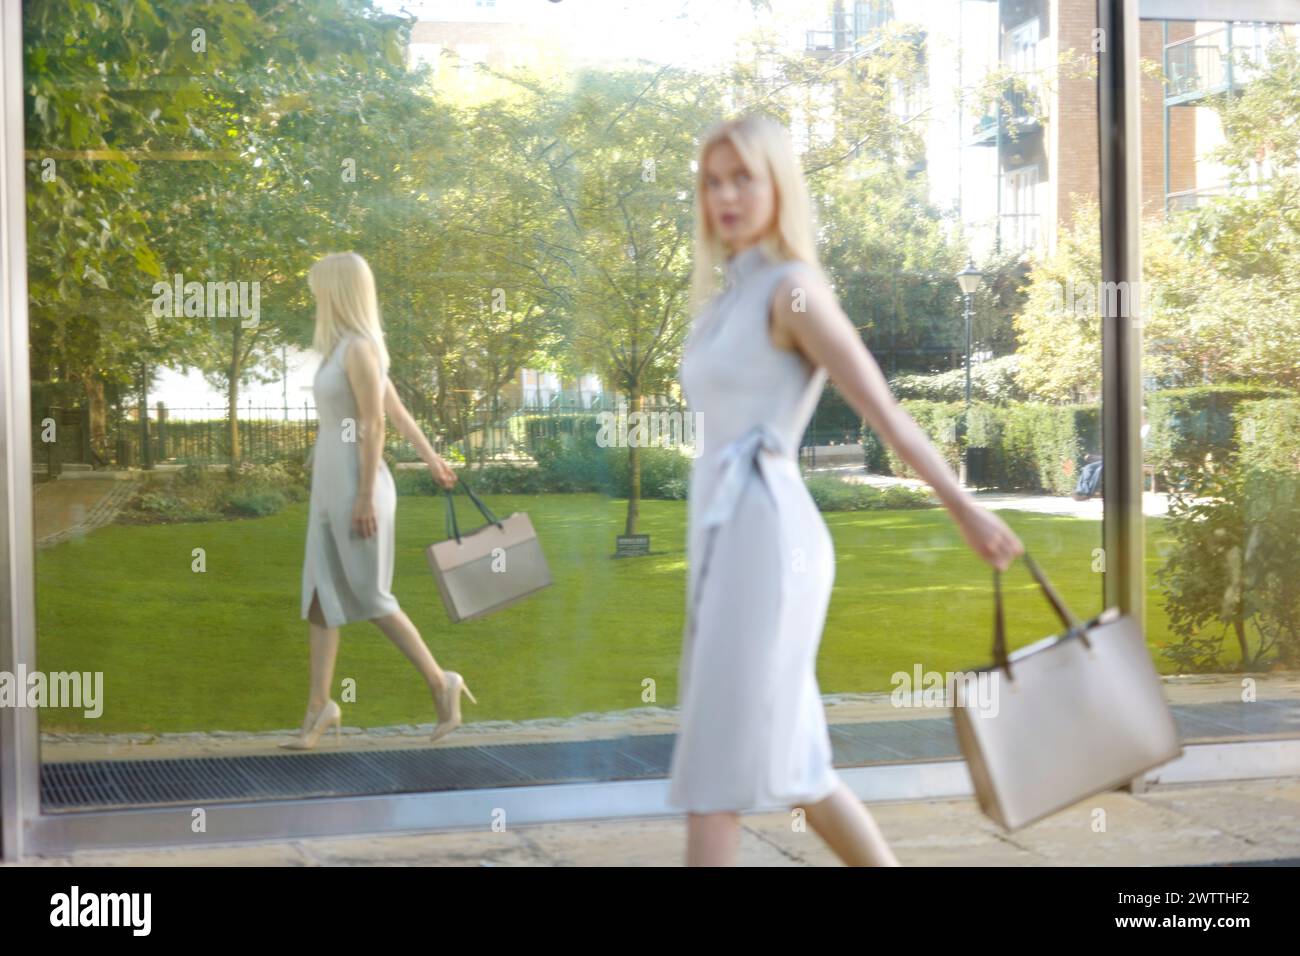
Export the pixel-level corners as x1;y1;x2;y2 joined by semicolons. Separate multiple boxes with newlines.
864;399;1098;495
1233;397;1300;476
395;441;935;512
392;439;690;500
512;412;603;454
1146;385;1296;482
410;389;1300;502
860;387;1300;495
985;402;1098;496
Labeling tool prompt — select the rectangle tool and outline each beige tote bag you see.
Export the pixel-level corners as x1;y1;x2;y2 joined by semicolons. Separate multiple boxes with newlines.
951;551;1182;830
426;476;551;623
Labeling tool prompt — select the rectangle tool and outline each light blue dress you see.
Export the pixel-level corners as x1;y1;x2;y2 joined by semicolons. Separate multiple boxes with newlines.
300;333;401;628
668;244;841;813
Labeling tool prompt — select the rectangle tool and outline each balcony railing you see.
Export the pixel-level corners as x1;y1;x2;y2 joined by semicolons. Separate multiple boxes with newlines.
805;2;896;54
1165;185;1229;213
968;76;1041;145
1164;22;1286;105
514;389;617;412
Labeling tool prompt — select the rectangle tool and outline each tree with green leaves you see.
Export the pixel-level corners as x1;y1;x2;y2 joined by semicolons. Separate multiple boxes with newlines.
1167;35;1300;391
24;0;416;463
1009;197;1276;402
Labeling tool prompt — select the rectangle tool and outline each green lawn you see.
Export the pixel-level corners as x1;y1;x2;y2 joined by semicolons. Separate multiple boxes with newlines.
33;492;1179;733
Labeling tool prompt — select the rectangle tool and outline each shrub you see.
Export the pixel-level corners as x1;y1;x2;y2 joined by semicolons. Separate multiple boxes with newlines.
1235;398;1300;474
803;474;935;511
225;489;288;517
1157;460;1300;671
125;488;221;522
533;434;611;493
399;447;931;512
117;454;307;524
605;445;693;499
659;476;689;500
1146;385;1295;485
862;399;1099;494
393;462;552;497
860;426;890;473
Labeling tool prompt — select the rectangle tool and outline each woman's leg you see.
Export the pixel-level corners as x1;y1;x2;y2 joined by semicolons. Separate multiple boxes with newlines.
686;811;743;866
303;590;340;724
802;780;901;866
370;606;449;697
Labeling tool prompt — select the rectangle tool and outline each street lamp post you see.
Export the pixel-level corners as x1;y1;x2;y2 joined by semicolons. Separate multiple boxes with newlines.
956;257;985;486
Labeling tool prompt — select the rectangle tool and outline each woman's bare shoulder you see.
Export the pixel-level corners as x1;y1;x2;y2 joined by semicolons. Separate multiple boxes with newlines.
769;261;835;331
344;333;377;357
342;334;383;377
767;261;833;354
770;260;830;303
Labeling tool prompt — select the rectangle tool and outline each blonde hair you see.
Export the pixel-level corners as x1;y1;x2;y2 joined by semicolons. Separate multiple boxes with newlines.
688;113;826;316
307;252;391;371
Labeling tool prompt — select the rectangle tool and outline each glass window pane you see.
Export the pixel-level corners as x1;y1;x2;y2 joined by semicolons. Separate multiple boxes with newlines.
23;0;1294;824
1143;16;1300;732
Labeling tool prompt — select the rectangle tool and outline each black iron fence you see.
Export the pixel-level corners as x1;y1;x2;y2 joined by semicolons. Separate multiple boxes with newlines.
37;395;852;471
32;405;93;478
37;398;693;469
105;403;322;468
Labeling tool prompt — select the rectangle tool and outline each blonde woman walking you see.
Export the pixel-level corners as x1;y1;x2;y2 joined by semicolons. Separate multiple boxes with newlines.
285;252;475;750
669;115;1024;865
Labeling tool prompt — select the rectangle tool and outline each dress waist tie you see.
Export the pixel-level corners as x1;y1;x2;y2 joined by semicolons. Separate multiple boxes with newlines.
685;423;791;648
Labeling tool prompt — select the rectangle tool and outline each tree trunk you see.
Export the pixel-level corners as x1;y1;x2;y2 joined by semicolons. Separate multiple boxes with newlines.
75;367;109;463
227;330;242;469
1234;616;1250;670
457;403;471;471
476;393;491;470
624;386;642;536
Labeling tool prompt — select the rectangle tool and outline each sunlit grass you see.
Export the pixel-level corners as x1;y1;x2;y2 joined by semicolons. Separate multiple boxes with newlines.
33;492;1177;733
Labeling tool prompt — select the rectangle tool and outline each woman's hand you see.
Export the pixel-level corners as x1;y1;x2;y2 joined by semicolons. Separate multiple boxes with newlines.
428;455;457;490
954;499;1025;572
351;494;378;539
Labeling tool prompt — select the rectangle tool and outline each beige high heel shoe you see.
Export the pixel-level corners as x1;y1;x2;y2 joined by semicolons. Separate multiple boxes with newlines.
430;671;477;743
281;699;342;750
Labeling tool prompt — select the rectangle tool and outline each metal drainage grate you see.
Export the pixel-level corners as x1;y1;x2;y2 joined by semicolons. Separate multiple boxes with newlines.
41;735;678;813
40;699;1300;812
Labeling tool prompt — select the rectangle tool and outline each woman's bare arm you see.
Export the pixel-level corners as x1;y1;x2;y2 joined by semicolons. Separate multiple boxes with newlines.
343;340;457;495
383;379;441;468
383;380;457;489
771;267;972;515
343;336;387;503
771;265;1024;570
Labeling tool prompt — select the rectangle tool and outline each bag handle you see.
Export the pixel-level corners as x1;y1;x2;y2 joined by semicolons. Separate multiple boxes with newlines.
443;474;504;544
993;550;1091;681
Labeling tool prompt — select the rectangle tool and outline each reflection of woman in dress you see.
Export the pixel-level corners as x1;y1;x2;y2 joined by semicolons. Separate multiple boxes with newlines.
670;115;1024;866
285;252;473;750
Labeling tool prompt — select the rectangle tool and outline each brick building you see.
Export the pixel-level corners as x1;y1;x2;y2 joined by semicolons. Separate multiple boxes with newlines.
806;0;1296;260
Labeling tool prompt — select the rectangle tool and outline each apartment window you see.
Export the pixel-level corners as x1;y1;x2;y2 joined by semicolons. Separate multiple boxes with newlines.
1004;18;1040;73
856;0;893;34
1003;164;1039;251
